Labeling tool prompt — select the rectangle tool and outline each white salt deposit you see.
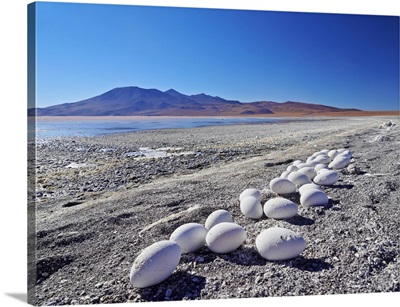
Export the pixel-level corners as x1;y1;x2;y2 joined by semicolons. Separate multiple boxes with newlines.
65;162;96;168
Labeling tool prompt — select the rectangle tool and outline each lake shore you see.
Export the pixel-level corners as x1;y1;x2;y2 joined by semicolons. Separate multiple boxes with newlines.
29;116;399;305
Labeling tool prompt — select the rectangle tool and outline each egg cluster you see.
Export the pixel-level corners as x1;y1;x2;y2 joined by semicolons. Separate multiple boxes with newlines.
240;148;352;263
129;148;353;289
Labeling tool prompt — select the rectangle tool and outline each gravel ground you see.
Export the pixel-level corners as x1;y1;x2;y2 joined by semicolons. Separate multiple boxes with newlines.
28;116;399;305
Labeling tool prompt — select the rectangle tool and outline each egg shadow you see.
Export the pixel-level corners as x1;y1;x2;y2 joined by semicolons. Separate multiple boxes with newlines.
285;214;315;226
138;271;206;301
217;246;268;266
281;256;334;272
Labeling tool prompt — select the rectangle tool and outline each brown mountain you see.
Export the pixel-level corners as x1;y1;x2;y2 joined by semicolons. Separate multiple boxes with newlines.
28;86;361;116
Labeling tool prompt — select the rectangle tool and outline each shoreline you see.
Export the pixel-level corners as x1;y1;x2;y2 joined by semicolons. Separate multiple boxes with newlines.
29;111;399;122
29;116;399;305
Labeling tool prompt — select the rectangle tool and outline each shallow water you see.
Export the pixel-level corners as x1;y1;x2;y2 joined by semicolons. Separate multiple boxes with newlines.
29;117;284;139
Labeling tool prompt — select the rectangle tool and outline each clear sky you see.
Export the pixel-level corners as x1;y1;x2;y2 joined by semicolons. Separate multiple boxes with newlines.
33;1;399;110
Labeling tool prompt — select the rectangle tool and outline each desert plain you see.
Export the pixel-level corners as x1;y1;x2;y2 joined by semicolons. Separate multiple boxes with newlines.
28;115;399;305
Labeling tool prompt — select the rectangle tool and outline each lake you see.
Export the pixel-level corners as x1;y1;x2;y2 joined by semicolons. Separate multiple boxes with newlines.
29;116;286;139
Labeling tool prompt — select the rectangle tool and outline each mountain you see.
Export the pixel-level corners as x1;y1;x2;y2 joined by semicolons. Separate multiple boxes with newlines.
29;86;361;116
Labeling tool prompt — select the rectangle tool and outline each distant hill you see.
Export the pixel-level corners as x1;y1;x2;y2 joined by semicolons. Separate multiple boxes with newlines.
28;86;361;116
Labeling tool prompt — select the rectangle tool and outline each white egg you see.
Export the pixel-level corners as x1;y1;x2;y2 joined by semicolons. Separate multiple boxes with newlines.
292;160;303;166
306;160;320;167
269;178;296;194
314;163;328;172
205;222;247;254
311;151;322;158
286;165;298;173
313;154;331;164
205;209;233;230
129;240;181;288
327;149;338;159
263;198;298;219
298;166;317;180
306;156;316;163
280;171;290;179
328;155;350;169
336;150;352;160
296;162;312;169
320;149;330;154
298;183;322;195
300;189;329;207
239;188;262;202
169;223;208;253
256;227;306;261
317;167;330;174
288;171;311;186
240;196;263;219
313;170;339;186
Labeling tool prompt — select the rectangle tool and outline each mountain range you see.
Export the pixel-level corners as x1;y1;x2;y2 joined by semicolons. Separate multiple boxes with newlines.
29;86;361;116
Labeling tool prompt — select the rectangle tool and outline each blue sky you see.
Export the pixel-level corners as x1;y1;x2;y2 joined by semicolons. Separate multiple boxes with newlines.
34;2;399;110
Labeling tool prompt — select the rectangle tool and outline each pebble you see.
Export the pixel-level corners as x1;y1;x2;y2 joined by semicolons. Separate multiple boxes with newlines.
288;171;311;186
